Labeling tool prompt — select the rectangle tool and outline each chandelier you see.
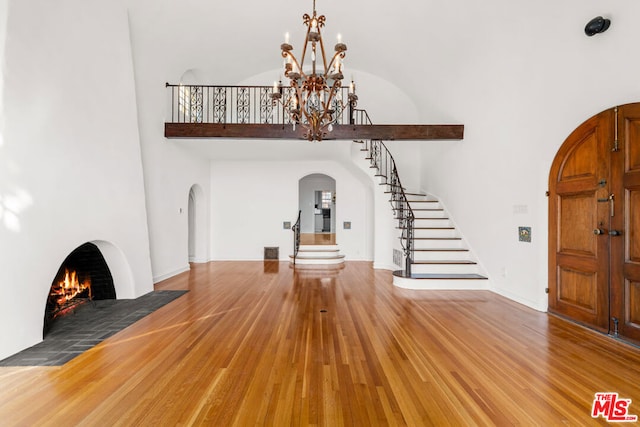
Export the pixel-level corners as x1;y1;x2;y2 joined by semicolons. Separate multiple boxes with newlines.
272;0;357;141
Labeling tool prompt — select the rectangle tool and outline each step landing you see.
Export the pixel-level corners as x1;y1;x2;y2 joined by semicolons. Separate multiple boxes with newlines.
392;271;488;290
290;244;345;265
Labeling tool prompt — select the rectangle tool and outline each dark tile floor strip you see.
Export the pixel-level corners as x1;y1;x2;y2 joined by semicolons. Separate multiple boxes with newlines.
0;290;187;367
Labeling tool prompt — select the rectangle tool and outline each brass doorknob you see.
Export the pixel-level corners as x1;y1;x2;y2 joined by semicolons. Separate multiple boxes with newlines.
593;228;605;235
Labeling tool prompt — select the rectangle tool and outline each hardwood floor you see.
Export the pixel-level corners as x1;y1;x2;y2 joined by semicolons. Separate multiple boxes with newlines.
300;233;336;245
1;261;639;425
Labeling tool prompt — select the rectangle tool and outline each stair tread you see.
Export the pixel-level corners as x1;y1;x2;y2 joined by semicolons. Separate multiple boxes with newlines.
413;248;469;252
289;264;345;271
393;208;443;211
397;227;455;230
393;271;488;280
385;192;427;197
414;217;450;220
289;252;344;259
412;260;477;265
400;237;462;240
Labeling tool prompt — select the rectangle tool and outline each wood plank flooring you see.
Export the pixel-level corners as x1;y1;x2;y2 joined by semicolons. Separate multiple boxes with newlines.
300;233;336;245
1;261;640;425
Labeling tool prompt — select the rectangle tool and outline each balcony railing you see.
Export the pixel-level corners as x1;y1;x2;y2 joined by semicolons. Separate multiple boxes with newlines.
166;83;357;126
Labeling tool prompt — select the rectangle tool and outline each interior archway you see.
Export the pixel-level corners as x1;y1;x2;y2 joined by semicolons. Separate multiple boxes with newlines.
298;174;336;243
188;184;207;263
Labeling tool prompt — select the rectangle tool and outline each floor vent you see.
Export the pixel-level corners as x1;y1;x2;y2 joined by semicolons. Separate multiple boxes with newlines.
264;247;279;260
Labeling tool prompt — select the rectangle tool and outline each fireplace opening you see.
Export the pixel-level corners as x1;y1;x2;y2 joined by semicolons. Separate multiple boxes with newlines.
44;242;116;335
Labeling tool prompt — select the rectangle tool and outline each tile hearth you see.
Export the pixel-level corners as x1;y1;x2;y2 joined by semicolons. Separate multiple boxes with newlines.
0;290;187;367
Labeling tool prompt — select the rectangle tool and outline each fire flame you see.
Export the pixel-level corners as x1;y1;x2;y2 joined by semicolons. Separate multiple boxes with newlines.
51;269;92;306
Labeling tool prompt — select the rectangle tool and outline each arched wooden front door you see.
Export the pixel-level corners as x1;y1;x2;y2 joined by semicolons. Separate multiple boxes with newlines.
549;102;640;344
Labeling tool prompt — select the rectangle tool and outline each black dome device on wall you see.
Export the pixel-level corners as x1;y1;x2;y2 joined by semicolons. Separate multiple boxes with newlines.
585;16;610;36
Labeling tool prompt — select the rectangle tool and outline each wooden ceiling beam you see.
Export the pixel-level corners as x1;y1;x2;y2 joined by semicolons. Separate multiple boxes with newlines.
164;123;464;141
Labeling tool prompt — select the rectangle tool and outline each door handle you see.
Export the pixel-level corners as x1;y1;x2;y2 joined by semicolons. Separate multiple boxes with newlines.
594;228;605;235
610;230;622;236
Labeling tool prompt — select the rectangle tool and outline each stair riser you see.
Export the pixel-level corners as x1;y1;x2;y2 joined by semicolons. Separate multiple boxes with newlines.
412;219;452;227
292;258;345;265
412;251;472;261
408;202;442;209
298;245;339;251
296;252;340;259
411;240;465;249
295;251;341;257
411;211;448;219
411;229;459;238
411;263;480;274
393;276;489;290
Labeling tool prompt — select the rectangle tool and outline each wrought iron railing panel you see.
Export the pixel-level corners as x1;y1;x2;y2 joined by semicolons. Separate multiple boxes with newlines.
167;84;356;126
292;210;301;265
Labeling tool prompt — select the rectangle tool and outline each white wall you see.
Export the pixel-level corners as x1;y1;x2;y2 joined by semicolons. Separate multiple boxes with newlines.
127;27;212;283
417;0;640;310
210;158;373;261
0;0;153;359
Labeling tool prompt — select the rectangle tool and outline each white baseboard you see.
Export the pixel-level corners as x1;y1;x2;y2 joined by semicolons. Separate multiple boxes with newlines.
491;286;548;312
373;262;398;271
153;264;190;284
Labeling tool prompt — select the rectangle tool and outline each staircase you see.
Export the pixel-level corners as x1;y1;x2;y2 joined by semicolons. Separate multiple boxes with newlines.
289;211;345;268
354;131;488;290
393;194;488;289
289;244;345;267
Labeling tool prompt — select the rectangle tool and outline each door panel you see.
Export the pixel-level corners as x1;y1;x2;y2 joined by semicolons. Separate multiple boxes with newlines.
552;103;640;343
549;111;611;331
629;190;640;263
557;266;597;311
610;104;640;343
559;193;597;255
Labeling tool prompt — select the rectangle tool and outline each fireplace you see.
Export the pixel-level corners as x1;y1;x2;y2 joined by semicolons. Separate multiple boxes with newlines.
44;242;116;334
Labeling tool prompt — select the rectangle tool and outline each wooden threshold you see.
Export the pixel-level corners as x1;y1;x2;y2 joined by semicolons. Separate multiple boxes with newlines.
164;123;464;140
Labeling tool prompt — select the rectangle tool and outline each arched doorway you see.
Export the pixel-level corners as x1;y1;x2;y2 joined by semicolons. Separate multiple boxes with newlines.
299;174;336;244
548;102;640;344
188;184;207;263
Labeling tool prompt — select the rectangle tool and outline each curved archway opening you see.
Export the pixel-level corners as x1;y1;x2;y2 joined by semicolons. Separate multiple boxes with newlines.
188;184;207;263
299;173;336;244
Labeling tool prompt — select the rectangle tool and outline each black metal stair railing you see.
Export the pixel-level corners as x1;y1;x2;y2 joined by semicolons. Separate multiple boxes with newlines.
353;109;415;277
292;210;301;265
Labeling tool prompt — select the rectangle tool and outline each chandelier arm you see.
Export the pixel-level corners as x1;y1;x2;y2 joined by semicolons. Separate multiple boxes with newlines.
317;29;329;74
300;23;314;71
321;85;334;110
321;80;342;121
283;52;305;80
327;50;346;74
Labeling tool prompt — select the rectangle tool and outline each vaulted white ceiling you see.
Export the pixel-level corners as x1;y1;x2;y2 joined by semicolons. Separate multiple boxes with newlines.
127;0;639;127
